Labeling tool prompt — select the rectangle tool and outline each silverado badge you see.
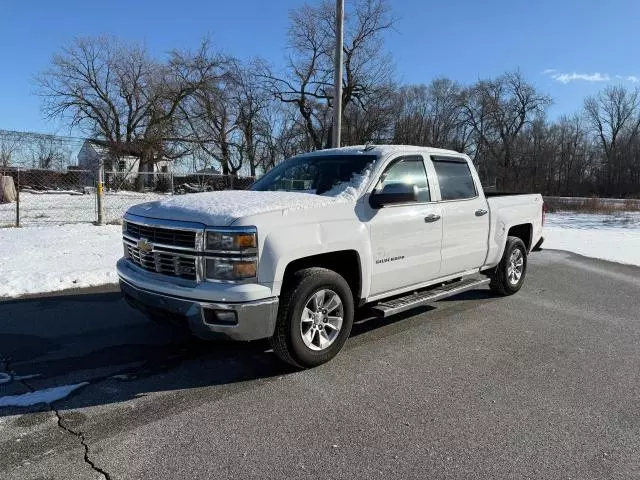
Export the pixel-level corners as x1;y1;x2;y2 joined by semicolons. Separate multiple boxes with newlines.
137;238;154;253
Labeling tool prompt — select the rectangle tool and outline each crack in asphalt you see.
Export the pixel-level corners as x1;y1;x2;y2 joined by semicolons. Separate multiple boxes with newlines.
1;342;262;478
1;355;112;480
53;408;112;480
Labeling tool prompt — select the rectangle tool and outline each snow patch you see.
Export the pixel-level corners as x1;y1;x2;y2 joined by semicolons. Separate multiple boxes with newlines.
544;212;640;266
147;190;346;225
0;382;89;408
21;189;84;196
0;224;122;298
320;162;374;201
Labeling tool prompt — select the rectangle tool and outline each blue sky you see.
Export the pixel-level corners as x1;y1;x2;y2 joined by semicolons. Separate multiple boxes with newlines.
1;0;639;134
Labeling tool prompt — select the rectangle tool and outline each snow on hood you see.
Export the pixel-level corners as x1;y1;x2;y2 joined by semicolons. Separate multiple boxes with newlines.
127;163;374;226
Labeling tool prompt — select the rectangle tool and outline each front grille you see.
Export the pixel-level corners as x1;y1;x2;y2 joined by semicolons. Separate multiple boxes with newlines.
125;243;198;280
126;222;196;249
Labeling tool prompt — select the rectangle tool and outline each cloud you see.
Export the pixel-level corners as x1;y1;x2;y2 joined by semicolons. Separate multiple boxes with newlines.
616;75;640;83
543;70;640;84
550;72;610;84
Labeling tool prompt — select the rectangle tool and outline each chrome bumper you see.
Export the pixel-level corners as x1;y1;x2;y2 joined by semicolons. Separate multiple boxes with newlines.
119;278;279;341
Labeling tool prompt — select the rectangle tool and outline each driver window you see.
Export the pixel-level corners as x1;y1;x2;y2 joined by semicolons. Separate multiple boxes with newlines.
374;156;430;202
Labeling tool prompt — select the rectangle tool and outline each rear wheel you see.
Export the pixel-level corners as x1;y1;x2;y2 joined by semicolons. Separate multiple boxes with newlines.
489;236;528;296
270;268;354;368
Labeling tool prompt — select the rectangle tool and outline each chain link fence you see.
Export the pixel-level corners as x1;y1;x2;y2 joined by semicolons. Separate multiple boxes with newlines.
0;167;255;227
0;167;97;227
0;131;256;227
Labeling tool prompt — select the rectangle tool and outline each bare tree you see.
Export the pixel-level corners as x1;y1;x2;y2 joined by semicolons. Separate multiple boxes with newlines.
393;79;470;151
175;47;239;175
255;102;304;173
0;130;25;168
584;85;640;194
264;0;395;149
33;30;640;198
552;114;590;194
30;136;71;170
37;36;213;178
460;71;552;189
232;61;272;176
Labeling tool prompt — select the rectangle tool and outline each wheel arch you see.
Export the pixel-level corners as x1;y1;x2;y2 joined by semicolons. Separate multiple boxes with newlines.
280;250;363;304
507;223;533;252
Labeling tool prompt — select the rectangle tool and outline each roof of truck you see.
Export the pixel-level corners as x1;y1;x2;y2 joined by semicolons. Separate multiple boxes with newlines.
295;145;464;158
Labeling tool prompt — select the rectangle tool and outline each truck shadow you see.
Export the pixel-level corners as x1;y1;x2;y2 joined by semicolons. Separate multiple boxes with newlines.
0;290;289;417
0;287;494;417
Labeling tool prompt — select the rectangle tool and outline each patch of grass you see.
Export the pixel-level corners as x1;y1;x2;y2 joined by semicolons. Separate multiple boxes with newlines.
545;197;640;214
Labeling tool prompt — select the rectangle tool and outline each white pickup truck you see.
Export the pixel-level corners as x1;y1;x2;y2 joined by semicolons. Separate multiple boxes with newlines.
118;145;544;368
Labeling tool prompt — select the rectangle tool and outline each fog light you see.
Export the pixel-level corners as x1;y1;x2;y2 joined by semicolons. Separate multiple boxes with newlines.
202;308;238;326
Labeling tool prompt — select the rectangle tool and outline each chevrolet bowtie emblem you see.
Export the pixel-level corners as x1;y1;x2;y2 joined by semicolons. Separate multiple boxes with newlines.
137;238;154;253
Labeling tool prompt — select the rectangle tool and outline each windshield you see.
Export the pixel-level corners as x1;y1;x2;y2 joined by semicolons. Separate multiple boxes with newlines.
251;154;376;195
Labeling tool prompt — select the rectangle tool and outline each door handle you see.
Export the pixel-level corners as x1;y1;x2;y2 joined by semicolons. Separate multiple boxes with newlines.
475;209;488;217
424;214;441;223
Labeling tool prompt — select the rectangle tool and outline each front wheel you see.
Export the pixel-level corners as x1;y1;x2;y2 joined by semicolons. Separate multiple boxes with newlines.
270;268;354;368
489;236;528;296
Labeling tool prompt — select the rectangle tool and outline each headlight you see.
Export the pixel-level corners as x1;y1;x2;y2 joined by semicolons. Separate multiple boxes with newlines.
206;258;257;281
206;229;257;252
204;227;258;281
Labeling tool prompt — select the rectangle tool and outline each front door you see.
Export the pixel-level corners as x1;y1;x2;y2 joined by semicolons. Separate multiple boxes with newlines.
367;156;443;297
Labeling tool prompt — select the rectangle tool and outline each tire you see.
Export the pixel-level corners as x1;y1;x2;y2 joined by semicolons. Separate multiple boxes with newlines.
270;268;354;368
489;236;528;296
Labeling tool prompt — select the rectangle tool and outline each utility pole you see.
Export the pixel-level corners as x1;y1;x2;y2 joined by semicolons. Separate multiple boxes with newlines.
332;0;344;148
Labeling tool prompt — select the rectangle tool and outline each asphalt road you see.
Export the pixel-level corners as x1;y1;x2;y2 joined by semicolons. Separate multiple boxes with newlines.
1;249;640;480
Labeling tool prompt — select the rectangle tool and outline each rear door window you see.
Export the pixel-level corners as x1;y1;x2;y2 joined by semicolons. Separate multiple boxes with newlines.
432;157;477;200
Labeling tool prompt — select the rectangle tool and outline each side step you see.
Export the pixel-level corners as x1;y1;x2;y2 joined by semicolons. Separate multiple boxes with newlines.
370;276;490;317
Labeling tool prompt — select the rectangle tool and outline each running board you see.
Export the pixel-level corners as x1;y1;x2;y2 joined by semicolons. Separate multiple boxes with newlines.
370;277;490;317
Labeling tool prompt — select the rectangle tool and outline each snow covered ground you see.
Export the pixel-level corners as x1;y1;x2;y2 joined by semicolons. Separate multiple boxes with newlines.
544;212;640;266
0;224;122;298
1;206;639;299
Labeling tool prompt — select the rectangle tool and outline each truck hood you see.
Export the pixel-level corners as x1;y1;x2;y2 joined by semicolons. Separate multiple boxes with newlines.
126;190;353;226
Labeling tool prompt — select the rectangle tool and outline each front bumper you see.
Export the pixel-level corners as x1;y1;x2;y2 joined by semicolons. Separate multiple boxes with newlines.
118;261;278;341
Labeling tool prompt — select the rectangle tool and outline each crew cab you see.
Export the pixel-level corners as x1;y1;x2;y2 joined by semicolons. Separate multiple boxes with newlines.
117;145;544;368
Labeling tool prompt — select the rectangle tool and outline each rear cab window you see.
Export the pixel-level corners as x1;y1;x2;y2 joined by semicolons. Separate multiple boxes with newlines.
431;156;477;201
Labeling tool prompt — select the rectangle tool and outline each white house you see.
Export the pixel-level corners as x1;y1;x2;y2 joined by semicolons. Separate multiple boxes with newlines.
76;140;169;175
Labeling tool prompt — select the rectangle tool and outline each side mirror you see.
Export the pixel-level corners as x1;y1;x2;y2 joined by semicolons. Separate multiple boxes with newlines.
370;183;418;208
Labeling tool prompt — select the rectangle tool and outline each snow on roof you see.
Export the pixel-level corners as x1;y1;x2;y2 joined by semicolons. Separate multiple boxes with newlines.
84;140;139;161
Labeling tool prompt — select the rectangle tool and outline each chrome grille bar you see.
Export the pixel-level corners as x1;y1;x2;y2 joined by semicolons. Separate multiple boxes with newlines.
124;239;199;281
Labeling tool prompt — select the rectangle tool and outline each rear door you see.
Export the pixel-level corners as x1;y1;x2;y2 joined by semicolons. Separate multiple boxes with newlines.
431;156;490;276
366;155;443;296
